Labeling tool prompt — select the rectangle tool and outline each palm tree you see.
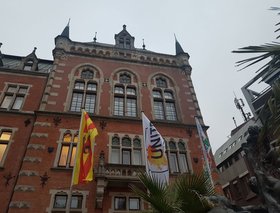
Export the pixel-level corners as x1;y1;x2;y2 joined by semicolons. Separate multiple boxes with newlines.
130;172;215;213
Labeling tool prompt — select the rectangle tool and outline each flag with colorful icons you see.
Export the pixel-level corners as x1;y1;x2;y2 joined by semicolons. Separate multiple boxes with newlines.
142;112;169;184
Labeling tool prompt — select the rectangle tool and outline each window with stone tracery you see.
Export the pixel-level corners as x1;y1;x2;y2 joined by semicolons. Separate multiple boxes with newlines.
152;76;177;121
70;70;97;113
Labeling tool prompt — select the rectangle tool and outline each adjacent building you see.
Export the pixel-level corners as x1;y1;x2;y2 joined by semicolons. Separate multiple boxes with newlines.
214;118;261;206
0;24;218;212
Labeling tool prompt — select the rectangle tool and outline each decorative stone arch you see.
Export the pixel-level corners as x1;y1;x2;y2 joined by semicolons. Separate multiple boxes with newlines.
110;68;140;84
147;72;177;89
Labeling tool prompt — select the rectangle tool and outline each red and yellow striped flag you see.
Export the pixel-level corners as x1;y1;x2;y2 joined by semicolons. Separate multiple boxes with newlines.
72;110;98;185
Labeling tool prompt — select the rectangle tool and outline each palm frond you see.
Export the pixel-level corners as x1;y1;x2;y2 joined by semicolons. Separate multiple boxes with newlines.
175;173;214;213
232;43;280;72
130;171;175;213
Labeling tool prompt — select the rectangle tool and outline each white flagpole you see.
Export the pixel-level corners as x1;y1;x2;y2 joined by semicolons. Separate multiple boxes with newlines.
195;117;214;187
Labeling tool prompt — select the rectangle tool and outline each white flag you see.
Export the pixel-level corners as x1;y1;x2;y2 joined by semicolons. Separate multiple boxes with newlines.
142;112;169;184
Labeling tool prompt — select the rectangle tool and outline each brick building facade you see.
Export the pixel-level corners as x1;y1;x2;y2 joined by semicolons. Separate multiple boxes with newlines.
0;25;218;212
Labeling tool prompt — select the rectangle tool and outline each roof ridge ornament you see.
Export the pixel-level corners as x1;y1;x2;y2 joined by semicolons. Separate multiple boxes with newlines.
93;32;97;43
142;39;146;50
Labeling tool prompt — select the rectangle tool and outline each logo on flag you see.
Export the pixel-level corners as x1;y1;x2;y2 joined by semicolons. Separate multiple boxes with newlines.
142;112;169;184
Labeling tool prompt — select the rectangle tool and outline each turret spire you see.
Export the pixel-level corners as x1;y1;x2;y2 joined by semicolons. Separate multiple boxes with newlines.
174;34;185;55
61;19;70;38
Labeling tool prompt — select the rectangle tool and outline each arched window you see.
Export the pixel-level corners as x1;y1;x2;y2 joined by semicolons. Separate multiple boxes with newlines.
167;139;189;174
114;72;137;117
156;77;167;88
110;135;142;165
119;73;131;84
81;70;94;79
0;130;12;165
152;76;177;121
57;132;78;168
70;69;97;113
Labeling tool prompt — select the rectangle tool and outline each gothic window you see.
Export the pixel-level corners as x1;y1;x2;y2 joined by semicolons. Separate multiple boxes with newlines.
70;70;97;113
0;84;28;110
152;77;177;121
114;73;137;117
120;73;131;84
57;132;78;168
0;130;12;165
81;70;94;79
110;135;142;165
156;77;167;88
167;139;189;174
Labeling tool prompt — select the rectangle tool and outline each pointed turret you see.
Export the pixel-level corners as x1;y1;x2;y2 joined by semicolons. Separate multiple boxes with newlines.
60;19;70;38
174;34;188;57
174;35;192;73
0;43;3;67
175;38;185;55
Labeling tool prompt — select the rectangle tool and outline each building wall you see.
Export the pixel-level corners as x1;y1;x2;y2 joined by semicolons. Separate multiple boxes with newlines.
1;28;218;212
0;70;48;212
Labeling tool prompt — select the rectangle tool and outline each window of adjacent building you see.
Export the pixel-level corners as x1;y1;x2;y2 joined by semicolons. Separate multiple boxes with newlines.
166;140;189;174
57;132;78;168
0;84;28;110
114;196;140;211
70;70;97;113
49;190;87;213
0;130;12;165
114;73;137;117
110;135;142;165
152;77;177;121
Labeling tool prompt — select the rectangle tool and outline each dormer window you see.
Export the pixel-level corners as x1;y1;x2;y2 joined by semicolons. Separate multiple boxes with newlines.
115;25;135;49
23;60;33;71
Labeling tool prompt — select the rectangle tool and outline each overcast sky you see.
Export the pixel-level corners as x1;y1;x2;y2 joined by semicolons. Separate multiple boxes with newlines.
1;0;278;152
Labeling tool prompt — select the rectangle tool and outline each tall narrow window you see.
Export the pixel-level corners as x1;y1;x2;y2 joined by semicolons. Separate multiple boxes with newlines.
70;73;97;113
152;77;177;121
167;139;189;174
0;130;12;164
114;73;137;117
0;84;28;111
57;132;78;168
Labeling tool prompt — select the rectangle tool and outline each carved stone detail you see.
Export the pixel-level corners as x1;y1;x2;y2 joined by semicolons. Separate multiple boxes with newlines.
23;157;42;163
19;170;39;177
14;185;35;192
31;133;48;138
27;144;45;150
34;122;51;127
9;201;30;208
